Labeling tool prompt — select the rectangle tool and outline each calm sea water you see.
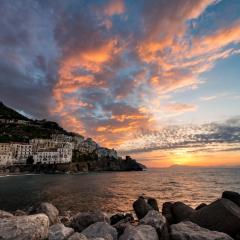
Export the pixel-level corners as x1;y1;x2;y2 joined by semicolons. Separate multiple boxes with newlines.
0;168;240;214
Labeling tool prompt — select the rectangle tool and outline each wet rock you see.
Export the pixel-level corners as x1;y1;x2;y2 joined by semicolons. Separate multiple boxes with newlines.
195;203;207;210
190;198;240;237
172;202;195;223
113;220;131;236
59;216;71;227
37;202;59;225
147;198;159;211
48;223;74;240
235;232;240;240
133;196;151;219
0;209;13;218
119;224;158;240
81;222;117;240
67;232;88;240
161;224;170;240
171;221;233;240
110;213;125;225
162;202;174;224
110;213;134;225
140;210;166;232
222;191;240;207
71;211;109;232
15;209;27;216
0;213;49;240
111;213;134;236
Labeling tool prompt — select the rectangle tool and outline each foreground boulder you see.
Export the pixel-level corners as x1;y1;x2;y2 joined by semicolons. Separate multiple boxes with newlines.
147;198;159;211
190;198;240;236
172;202;195;223
133;196;151;219
140;210;166;232
0;210;13;218
195;203;207;210
37;202;59;225
67;232;88;240
171;221;233;240
235;233;240;240
222;191;240;207
71;211;109;232
119;224;158;240
81;222;117;240
48;223;74;240
111;213;134;236
162;202;174;224
0;213;49;240
15;209;27;216
110;213;134;225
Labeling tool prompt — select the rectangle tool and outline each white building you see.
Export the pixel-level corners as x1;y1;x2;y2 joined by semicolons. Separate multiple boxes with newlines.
76;138;99;154
12;143;33;164
33;145;72;164
33;150;59;164
0;143;14;165
51;134;73;143
0;143;12;153
96;147;118;159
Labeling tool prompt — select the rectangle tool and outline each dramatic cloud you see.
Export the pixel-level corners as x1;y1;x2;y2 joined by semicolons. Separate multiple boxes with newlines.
118;117;240;154
0;0;240;153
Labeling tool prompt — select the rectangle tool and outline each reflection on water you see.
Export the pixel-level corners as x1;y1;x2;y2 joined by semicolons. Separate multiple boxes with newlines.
0;168;240;214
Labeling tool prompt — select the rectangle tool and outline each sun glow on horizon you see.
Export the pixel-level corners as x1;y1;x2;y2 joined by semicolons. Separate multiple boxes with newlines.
131;149;240;168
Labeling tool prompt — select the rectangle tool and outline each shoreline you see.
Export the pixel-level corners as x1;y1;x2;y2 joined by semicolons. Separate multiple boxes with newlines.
0;191;240;239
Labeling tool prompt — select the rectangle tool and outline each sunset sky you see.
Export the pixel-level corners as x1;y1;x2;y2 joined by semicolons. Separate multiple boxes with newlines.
0;0;240;167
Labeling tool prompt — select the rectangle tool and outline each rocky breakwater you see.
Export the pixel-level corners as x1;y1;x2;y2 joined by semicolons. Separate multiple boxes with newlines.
1;190;240;239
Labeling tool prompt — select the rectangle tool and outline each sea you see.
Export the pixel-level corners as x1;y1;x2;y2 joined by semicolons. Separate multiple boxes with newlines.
0;168;240;214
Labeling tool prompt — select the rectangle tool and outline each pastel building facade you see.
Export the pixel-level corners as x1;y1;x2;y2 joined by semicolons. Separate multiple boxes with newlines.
0;134;118;166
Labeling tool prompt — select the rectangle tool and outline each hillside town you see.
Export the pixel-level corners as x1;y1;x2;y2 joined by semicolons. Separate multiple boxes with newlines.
0;134;118;166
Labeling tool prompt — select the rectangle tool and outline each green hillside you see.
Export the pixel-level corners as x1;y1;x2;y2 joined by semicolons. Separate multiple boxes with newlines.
0;102;29;120
0;102;72;143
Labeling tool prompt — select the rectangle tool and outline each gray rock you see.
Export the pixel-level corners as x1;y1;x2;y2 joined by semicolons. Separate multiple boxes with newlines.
110;213;125;225
140;210;166;232
195;203;207;210
133;196;151;220
0;213;49;240
222;191;240;207
235;232;240;240
82;222;117;240
38;202;59;225
162;202;174;224
59;215;71;227
15;209;27;216
171;221;233;240
113;219;132;236
88;238;105;240
48;223;74;240
0;209;13;218
71;211;109;232
67;232;88;240
110;213;133;225
119;224;158;240
172;202;195;223
147;198;159;211
190;198;240;237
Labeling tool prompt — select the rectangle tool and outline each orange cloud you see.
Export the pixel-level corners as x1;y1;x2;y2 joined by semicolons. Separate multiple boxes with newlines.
192;20;240;56
104;0;125;16
52;39;119;114
164;103;197;113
